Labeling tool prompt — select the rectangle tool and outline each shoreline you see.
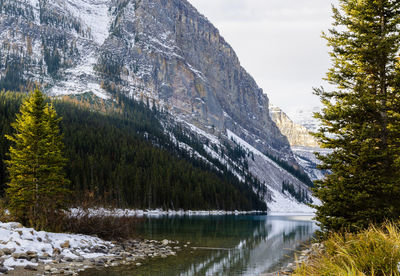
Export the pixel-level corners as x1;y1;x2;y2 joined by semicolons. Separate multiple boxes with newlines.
0;211;314;275
69;207;267;218
0;210;266;275
5;239;182;276
0;221;183;275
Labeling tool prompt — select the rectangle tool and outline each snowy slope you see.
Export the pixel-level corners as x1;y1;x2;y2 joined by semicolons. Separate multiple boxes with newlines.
60;0;111;45
226;129;316;213
288;107;321;133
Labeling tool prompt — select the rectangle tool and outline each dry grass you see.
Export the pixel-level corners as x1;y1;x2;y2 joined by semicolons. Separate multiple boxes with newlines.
293;223;400;276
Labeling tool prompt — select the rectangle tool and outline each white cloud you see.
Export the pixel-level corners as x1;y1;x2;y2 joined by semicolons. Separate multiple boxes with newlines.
188;0;339;115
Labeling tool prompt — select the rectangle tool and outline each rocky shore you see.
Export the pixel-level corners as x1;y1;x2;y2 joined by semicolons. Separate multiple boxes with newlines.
2;239;182;275
0;222;182;275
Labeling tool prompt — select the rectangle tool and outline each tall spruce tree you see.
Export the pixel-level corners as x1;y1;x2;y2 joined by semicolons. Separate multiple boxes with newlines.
313;0;400;232
5;90;70;230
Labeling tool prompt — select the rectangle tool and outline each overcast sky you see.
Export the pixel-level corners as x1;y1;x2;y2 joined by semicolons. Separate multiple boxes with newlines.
188;0;338;116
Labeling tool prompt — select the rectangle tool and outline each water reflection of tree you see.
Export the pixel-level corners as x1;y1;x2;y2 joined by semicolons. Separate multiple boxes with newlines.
139;215;268;247
129;216;317;276
175;217;316;275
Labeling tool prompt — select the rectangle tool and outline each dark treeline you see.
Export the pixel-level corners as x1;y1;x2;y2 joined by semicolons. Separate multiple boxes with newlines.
0;91;267;211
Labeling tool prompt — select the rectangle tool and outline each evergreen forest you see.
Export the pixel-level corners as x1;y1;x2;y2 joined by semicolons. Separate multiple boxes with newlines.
0;91;267;211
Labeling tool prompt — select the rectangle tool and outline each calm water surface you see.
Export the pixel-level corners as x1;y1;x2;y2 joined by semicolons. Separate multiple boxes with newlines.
81;215;317;276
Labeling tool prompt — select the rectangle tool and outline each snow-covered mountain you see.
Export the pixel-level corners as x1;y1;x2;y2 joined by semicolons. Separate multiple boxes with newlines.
269;105;328;182
269;105;319;148
0;0;321;213
288;107;321;133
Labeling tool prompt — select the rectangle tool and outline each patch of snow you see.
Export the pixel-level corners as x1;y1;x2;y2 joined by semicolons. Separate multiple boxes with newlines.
184;122;220;145
61;0;112;45
48;54;110;100
226;129;317;213
288;106;321;132
148;36;176;52
26;0;40;24
267;188;316;214
186;63;206;82
0;221;114;271
204;145;244;182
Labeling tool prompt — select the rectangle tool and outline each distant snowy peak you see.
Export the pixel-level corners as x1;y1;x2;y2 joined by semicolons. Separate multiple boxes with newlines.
288;107;321;133
269;104;319;148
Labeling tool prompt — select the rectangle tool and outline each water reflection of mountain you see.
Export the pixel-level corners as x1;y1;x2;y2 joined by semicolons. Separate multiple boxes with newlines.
178;216;317;276
80;215;317;276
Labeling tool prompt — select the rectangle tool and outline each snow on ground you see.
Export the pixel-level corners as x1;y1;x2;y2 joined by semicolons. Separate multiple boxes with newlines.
184;122;220;145
227;129;317;214
267;188;316;215
0;221;114;271
48;52;110;100
47;0;113;99
61;0;112;45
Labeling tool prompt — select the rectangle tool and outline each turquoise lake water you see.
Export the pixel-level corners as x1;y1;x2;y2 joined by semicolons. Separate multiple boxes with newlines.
81;214;317;276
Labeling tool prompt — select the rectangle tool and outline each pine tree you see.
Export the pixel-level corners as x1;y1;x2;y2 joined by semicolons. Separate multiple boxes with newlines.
313;0;400;232
5;89;70;230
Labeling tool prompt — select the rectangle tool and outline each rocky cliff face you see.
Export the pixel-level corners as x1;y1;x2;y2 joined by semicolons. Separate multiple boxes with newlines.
269;105;319;148
0;0;316;211
0;0;293;163
102;0;295;162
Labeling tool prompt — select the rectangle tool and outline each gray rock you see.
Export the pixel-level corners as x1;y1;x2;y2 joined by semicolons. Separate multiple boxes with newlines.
24;264;37;271
95;259;105;266
0;266;8;274
52;248;61;255
39;253;51;259
161;239;169;246
63;256;73;262
60;240;70;249
2;248;15;255
12;252;28;259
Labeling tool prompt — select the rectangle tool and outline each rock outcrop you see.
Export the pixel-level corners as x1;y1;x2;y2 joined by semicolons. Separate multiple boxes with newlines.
269;105;319;148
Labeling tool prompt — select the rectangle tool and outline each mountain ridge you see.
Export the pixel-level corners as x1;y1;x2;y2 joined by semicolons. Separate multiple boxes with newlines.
0;0;317;212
